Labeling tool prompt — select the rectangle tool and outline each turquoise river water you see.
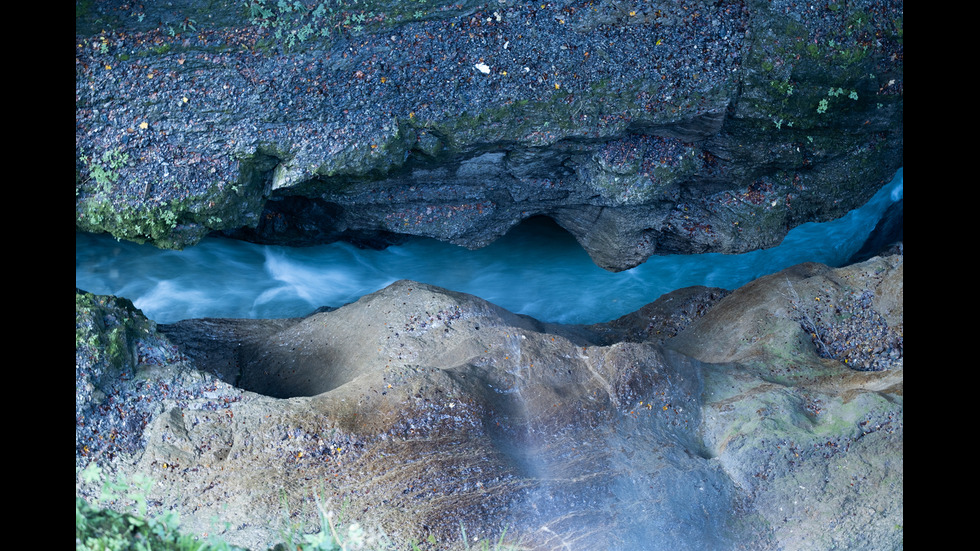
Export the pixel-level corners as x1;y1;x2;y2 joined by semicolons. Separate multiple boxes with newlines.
76;168;902;325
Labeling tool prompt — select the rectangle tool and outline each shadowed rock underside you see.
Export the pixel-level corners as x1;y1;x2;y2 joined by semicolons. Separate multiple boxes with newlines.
75;0;903;271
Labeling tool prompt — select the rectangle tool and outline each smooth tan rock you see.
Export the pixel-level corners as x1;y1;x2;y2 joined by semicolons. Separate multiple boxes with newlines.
76;256;902;550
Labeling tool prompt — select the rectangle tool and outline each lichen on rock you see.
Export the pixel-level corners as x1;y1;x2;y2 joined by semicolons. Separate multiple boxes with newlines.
75;0;902;271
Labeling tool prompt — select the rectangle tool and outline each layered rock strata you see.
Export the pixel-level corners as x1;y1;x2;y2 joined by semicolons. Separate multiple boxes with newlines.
76;0;903;271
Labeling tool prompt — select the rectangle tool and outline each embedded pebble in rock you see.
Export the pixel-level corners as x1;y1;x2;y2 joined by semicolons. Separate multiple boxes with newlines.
808;289;903;371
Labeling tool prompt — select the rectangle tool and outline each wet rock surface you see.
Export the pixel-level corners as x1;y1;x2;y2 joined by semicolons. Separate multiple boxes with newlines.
76;252;903;550
850;198;903;264
76;0;903;271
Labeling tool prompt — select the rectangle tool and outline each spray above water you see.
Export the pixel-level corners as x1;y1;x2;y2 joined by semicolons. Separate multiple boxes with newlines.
76;169;903;325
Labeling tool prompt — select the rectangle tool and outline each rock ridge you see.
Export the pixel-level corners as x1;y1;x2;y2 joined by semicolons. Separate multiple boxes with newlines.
76;0;903;271
76;252;903;550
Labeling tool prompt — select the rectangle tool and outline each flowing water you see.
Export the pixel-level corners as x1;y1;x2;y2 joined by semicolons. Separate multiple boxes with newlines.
76;169;902;325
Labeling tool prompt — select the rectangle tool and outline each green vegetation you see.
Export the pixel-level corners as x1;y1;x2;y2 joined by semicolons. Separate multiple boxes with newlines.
77;497;526;550
741;0;901;134
454;525;523;551
242;0;436;51
76;0;94;18
76;144;247;248
816;87;858;114
75;290;151;369
75;185;189;248
79;148;130;193
76;464;242;551
77;464;526;550
77;496;236;551
770;78;794;98
76;142;269;249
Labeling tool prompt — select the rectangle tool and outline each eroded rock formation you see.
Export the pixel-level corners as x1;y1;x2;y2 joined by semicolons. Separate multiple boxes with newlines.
75;2;904;547
75;0;903;271
76;252;903;550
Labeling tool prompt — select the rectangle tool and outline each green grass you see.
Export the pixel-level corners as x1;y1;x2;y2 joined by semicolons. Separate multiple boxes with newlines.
76;464;526;551
76;496;244;551
76;496;528;551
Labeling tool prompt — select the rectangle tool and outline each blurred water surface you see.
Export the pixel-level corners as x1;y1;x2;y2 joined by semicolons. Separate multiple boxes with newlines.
76;169;903;325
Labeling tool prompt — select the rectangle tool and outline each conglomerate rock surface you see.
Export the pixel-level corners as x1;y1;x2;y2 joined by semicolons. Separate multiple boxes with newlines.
76;0;903;271
75;252;903;550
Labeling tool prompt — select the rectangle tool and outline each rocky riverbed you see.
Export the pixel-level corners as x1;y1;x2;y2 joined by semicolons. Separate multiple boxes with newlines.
76;1;903;548
75;250;902;550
